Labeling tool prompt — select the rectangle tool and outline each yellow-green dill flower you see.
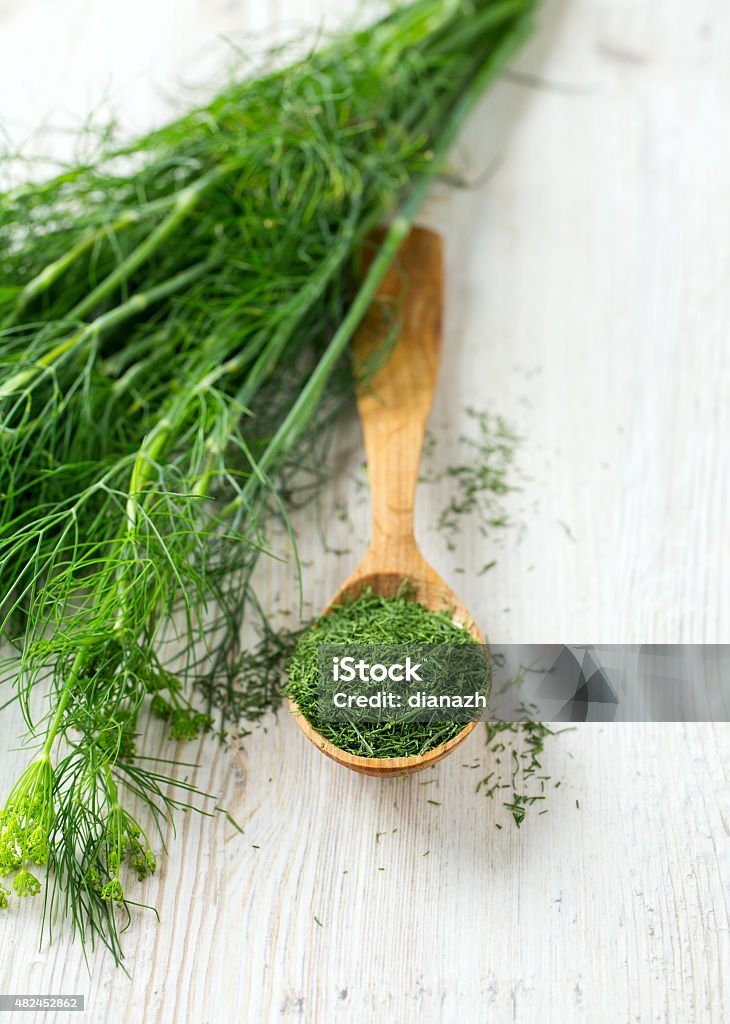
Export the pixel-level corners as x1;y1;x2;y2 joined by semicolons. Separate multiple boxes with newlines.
0;756;54;900
13;869;41;897
131;844;156;881
100;879;124;904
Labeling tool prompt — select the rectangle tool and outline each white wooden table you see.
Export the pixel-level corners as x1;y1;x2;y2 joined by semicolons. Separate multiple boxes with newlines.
1;1;728;1021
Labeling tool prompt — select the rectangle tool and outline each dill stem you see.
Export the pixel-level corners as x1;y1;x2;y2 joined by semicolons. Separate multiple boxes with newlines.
41;646;88;757
5;194;177;328
0;331;83;400
103;763;120;808
124;418;173;534
112;411;180;632
191;443;221;499
0;260;211;401
110;346;247;628
234;208;361;407
67;166;227;322
121;340;246;513
115;351;236;567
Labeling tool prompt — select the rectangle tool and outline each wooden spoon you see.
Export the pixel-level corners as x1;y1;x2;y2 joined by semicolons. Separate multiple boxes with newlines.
290;226;485;777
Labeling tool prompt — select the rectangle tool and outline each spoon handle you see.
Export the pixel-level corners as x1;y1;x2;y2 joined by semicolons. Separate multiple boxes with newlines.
353;226;444;562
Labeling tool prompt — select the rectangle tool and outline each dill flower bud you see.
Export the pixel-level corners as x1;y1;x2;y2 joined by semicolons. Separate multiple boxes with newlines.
25;825;49;865
103;799;156;887
13;869;42;897
100;879;124;905
84;867;101;889
0;756;54;906
131;846;155;881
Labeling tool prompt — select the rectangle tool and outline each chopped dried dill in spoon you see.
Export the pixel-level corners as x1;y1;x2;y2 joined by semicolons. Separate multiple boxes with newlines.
286;587;480;757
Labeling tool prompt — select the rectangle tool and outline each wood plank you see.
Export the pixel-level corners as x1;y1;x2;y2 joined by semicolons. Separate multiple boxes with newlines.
0;0;728;1021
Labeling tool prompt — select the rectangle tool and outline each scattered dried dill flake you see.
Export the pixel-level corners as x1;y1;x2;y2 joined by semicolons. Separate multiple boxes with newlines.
474;706;570;828
414;408;523;553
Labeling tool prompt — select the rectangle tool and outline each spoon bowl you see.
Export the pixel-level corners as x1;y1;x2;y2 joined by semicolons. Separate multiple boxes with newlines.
293;560;485;778
289;226;486;777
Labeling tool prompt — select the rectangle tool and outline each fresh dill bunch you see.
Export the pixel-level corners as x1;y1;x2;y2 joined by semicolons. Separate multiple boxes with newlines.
0;0;540;963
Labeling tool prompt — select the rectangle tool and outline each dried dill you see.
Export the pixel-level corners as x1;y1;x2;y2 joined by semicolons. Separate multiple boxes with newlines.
286;586;480;757
435;408;522;551
475;703;568;828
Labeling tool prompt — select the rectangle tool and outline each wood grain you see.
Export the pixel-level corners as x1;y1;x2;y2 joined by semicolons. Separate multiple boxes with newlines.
351;227;444;567
0;1;729;1022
